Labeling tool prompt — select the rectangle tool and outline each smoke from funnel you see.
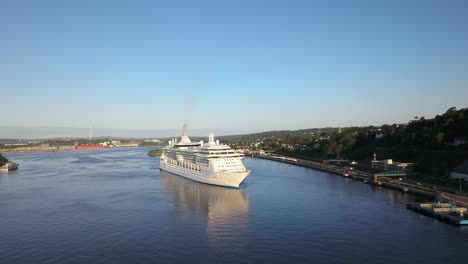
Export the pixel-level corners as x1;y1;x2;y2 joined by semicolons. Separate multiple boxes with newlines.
182;75;201;136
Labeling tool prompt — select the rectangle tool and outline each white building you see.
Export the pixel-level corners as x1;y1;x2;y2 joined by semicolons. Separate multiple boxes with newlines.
371;154;413;172
450;160;468;181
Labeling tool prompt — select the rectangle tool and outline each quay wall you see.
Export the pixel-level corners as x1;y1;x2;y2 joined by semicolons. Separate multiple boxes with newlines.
252;154;468;205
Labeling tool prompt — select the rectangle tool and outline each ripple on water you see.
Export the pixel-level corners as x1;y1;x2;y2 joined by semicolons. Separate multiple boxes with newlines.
1;149;468;264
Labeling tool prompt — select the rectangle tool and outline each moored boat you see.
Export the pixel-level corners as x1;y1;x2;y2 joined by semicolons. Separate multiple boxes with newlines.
0;161;19;171
73;144;108;150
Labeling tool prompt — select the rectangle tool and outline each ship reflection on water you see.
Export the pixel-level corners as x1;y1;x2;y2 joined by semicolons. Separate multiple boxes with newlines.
160;171;250;250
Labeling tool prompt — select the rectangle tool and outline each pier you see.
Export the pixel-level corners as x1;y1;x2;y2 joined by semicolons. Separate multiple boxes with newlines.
255;154;372;179
406;196;468;226
253;154;468;208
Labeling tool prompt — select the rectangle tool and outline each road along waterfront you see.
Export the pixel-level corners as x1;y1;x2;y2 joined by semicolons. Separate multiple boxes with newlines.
254;153;468;207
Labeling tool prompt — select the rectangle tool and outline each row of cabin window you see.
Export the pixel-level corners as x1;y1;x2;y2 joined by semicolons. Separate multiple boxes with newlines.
175;160;202;171
219;165;239;168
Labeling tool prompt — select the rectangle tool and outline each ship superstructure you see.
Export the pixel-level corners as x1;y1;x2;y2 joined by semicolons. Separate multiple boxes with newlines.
160;132;250;188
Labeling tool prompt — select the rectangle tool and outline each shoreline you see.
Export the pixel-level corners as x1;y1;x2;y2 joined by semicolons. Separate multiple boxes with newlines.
253;154;468;207
0;147;73;153
0;145;145;154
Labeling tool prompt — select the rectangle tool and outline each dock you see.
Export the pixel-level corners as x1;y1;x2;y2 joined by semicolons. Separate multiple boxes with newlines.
406;200;468;226
255;154;372;180
253;154;468;208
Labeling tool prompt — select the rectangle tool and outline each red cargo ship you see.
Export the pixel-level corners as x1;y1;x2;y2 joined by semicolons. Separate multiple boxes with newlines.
73;127;110;150
73;144;108;150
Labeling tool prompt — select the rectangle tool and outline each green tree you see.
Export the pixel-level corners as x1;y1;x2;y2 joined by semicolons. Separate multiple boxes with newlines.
0;153;9;164
434;132;445;144
325;141;337;156
445;107;457;115
336;144;344;158
340;134;356;150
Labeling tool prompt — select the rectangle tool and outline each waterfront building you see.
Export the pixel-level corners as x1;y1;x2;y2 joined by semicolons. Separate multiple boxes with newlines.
450;160;468;181
375;130;384;139
371;154;413;172
328;159;347;166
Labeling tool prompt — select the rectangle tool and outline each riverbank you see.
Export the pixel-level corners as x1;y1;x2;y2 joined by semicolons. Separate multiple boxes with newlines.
0;146;73;153
0;153;18;171
254;154;468;207
148;149;163;157
0;145;145;154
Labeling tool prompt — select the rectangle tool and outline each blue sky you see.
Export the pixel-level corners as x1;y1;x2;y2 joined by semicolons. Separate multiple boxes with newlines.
1;0;467;138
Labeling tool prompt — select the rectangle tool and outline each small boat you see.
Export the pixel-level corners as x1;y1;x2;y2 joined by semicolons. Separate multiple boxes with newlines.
0;161;19;171
363;179;369;184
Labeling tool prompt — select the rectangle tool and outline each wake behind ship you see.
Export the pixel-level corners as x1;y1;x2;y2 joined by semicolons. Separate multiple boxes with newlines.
160;132;250;188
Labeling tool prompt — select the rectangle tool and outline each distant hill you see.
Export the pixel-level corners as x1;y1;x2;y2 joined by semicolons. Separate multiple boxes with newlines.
219;107;468;178
219;128;338;142
0;139;21;145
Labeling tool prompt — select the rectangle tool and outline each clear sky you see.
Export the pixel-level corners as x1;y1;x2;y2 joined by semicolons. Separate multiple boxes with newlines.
1;0;467;138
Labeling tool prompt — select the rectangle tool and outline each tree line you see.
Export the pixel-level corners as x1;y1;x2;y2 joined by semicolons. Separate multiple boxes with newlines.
221;107;468;176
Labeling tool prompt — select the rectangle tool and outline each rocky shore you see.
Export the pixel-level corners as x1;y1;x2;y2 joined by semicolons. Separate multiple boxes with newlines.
0;153;19;171
0;146;73;153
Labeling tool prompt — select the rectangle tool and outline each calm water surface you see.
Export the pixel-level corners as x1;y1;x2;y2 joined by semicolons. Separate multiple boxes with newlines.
1;148;467;264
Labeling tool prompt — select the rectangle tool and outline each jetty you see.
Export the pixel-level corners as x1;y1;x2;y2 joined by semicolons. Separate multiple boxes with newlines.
407;196;468;226
256;154;372;179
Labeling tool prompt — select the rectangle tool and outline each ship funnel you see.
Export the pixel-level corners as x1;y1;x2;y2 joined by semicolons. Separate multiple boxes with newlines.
208;132;215;143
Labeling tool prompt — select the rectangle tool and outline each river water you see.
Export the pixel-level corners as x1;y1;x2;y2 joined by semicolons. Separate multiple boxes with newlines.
1;148;467;264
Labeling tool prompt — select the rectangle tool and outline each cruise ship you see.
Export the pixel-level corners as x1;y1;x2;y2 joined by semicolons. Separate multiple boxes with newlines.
160;132;250;188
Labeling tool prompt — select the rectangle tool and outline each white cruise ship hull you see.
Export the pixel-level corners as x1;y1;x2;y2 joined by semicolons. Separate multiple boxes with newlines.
160;161;250;188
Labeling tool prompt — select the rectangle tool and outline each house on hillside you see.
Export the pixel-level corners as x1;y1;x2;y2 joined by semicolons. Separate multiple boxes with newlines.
375;129;384;139
447;137;467;147
450;160;468;182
